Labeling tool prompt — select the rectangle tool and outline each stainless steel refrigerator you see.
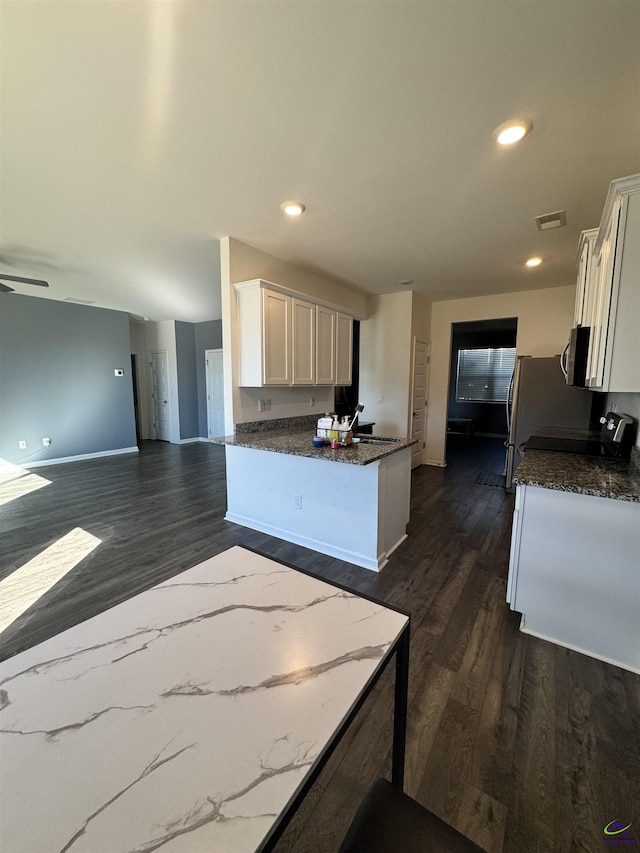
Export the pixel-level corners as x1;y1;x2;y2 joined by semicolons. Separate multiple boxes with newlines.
505;356;596;490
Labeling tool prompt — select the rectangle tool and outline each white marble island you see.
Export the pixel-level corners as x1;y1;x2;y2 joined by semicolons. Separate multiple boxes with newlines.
214;423;415;572
0;546;409;853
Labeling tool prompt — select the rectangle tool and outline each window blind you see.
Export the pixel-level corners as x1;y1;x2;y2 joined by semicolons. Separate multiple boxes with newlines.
456;347;516;403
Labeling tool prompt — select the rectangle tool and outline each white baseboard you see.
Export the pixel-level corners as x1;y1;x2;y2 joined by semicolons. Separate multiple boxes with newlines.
519;618;640;676
174;437;209;445
224;511;385;572
25;446;139;469
424;458;447;467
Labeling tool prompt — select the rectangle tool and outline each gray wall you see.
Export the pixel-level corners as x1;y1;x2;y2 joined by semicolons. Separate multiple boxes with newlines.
0;294;137;464
175;321;199;440
175;320;222;440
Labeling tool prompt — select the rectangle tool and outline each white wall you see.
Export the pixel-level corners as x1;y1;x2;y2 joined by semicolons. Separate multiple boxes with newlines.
221;237;368;431
359;291;414;438
426;285;576;465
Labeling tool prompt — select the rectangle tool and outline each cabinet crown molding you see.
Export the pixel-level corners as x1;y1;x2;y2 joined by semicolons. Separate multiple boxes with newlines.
233;278;360;319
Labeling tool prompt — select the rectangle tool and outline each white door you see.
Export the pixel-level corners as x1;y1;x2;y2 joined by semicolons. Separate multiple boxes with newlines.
205;349;225;438
410;339;429;468
150;350;170;441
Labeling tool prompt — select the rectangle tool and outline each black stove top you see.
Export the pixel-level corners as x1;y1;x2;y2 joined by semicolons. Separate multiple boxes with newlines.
523;435;621;458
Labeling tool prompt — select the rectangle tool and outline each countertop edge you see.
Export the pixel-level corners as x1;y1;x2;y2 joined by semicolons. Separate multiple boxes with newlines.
513;450;640;503
210;433;416;466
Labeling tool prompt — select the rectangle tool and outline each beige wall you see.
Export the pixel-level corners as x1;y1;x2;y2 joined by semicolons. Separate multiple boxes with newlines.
426;285;575;465
359;291;416;438
221;237;367;430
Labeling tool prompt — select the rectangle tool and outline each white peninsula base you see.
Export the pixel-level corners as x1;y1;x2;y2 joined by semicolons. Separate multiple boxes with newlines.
224;444;412;571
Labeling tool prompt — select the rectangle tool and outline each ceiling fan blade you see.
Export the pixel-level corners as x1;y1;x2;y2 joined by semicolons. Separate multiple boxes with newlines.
0;282;16;293
0;273;49;287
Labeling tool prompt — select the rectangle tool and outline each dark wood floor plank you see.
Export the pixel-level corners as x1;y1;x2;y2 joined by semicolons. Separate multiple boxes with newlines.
504;638;557;853
416;697;481;826
456;782;507;853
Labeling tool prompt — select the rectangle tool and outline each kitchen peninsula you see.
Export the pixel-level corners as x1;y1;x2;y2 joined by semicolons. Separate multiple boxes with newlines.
213;418;415;571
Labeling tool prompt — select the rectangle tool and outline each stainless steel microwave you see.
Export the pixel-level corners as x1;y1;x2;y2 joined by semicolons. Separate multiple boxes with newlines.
565;326;590;386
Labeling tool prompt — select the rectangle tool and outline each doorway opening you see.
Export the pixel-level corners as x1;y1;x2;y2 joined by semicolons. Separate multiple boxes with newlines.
446;318;518;471
131;354;142;443
334;320;361;422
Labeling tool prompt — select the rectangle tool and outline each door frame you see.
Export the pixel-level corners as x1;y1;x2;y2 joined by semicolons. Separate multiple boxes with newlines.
409;338;429;468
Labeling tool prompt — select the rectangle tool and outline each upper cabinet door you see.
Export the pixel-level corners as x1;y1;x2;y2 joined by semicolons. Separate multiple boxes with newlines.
575;229;598;328
292;298;316;385
316;306;336;385
262;288;291;385
586;174;639;393
335;313;353;386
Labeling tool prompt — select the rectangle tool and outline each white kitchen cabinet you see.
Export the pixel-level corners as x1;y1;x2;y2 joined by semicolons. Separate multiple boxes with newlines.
291;297;316;385
586;174;640;392
236;281;291;387
315;305;336;385
335;312;353;385
507;483;640;673
235;279;354;387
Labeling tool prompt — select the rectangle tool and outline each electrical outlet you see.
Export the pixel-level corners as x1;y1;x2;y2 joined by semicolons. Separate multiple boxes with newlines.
293;495;303;510
265;399;271;411
309;396;315;406
43;437;51;447
376;394;384;403
18;439;27;450
258;399;266;412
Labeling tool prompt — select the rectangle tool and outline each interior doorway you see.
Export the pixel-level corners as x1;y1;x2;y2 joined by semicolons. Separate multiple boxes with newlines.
131;354;141;443
446;318;518;467
205;349;225;438
334;320;360;420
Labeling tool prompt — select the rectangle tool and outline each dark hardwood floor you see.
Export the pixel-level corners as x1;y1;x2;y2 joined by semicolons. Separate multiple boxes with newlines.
1;437;638;852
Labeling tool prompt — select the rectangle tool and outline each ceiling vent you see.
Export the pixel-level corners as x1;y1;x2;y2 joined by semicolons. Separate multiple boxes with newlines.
534;210;567;231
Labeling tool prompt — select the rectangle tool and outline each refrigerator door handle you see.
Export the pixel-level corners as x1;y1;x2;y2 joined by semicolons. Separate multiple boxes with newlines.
506;366;516;434
560;341;570;379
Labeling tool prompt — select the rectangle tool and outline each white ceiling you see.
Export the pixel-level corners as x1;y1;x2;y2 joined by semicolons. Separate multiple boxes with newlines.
1;0;639;322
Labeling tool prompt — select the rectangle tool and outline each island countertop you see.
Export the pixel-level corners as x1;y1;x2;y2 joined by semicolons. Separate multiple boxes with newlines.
513;448;640;502
211;430;416;466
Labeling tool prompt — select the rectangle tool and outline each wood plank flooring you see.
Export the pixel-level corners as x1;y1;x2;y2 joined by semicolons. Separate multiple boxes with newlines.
1;437;638;852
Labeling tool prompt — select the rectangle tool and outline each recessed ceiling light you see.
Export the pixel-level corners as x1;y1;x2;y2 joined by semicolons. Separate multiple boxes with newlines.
399;279;413;286
492;118;533;145
525;257;542;267
281;201;305;216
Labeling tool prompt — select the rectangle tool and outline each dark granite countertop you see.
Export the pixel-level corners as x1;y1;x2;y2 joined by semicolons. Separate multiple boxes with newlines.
211;429;416;466
513;447;640;502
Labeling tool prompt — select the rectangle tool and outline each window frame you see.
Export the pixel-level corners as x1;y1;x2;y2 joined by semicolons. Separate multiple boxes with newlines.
455;346;516;404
